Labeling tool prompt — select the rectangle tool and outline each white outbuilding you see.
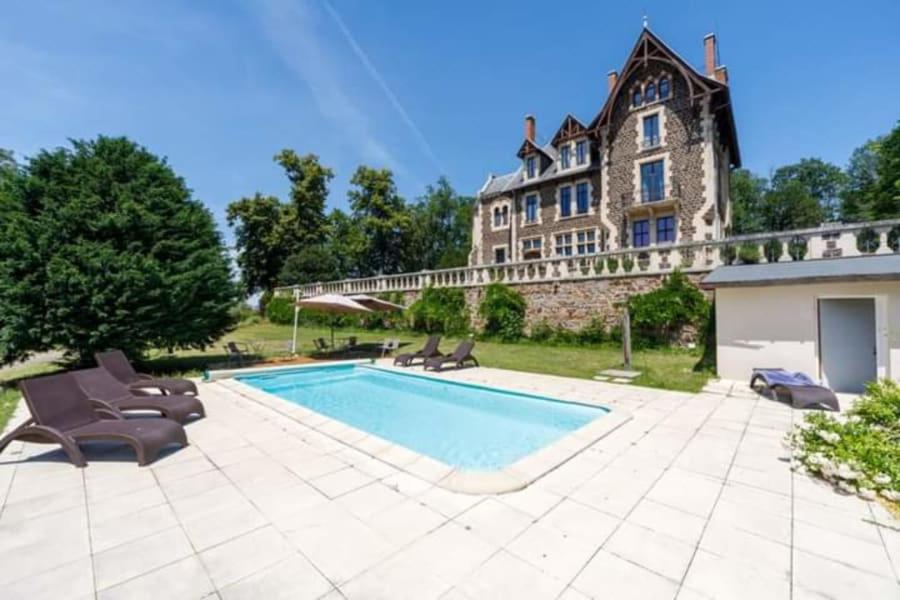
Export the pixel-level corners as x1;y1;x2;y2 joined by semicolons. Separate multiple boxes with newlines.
703;254;900;393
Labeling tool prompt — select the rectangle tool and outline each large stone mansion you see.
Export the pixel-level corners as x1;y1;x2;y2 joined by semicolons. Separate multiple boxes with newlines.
470;27;741;265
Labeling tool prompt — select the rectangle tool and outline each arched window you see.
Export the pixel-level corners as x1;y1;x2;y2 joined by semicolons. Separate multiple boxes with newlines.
632;87;642;107
493;207;502;228
645;82;656;102
659;77;670;99
502;205;509;226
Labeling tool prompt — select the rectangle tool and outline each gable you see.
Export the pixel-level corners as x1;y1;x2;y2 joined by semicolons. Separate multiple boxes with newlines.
588;28;739;166
550;114;588;146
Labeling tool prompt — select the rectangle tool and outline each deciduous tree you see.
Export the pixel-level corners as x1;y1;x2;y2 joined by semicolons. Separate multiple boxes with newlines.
347;166;412;276
226;193;285;295
274;150;333;253
771;158;846;222
729;169;767;234
407;177;474;269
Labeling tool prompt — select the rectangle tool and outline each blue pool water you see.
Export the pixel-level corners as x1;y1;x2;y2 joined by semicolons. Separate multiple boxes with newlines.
237;364;607;470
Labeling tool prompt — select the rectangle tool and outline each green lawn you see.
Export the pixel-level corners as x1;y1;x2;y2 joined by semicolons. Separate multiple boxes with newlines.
203;321;711;392
0;321;711;433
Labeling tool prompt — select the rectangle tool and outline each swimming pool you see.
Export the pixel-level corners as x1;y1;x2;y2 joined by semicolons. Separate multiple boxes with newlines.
237;364;609;470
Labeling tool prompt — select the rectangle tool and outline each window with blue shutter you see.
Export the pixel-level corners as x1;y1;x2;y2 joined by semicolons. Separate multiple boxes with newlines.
559;186;571;218
633;220;650;247
576;182;589;214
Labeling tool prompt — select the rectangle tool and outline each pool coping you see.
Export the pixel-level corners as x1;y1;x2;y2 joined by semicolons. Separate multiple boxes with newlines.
204;358;372;381
216;362;633;495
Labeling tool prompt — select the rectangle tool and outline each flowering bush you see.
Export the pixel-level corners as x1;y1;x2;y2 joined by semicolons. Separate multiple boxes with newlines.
789;379;900;504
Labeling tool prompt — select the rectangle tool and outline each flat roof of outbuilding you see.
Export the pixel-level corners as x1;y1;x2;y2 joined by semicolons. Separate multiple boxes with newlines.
701;254;900;288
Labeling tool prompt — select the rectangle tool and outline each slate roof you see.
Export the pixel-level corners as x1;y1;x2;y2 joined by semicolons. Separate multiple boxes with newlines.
478;142;596;199
702;255;900;288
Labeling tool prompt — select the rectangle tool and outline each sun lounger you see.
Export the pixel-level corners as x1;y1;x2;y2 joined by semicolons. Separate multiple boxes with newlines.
312;338;331;353
0;373;188;467
394;335;442;366
224;341;248;367
72;368;205;424
423;340;478;371
95;350;198;396
749;368;840;411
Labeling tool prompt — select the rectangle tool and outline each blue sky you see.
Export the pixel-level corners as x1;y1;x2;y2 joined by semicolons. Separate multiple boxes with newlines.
2;0;898;244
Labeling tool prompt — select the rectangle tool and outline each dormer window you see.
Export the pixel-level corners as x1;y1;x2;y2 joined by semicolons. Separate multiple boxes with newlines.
560;146;570;170
631;76;670;110
659;77;670;99
526;156;536;178
576;140;587;165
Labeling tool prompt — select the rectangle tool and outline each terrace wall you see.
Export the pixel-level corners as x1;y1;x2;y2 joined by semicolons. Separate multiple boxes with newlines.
397;272;706;335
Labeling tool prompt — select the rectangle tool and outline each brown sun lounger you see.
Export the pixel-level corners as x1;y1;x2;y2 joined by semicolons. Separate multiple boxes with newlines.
394;335;443;366
0;373;188;467
73;368;205;424
96;350;198;396
423;340;478;371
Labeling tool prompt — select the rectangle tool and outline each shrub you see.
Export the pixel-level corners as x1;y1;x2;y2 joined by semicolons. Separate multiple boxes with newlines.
737;243;760;264
576;317;607;345
606;257;619;273
789;379;900;504
265;295;295;325
627;270;709;348
230;303;258;324
258;289;274;316
622;256;635;272
550;326;578;345
529;319;555;342
478;283;527;341
409;287;469;334
360;292;407;330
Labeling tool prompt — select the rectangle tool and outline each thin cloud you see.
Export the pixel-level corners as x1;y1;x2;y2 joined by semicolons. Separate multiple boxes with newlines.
254;0;406;175
321;0;443;174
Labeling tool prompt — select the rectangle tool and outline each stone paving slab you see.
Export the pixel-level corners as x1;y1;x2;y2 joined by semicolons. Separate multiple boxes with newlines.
0;362;897;599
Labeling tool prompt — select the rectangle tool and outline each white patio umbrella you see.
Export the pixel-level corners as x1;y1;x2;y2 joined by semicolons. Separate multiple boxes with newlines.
292;293;372;353
347;294;406;312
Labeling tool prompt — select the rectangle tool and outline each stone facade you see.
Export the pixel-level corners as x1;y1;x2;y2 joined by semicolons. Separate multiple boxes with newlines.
398;273;709;340
471;28;739;267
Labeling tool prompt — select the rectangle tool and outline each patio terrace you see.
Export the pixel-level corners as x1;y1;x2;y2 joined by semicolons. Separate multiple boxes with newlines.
0;363;897;599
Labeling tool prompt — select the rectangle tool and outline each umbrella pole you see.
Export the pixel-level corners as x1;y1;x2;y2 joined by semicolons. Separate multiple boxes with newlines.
291;304;299;355
331;317;335;349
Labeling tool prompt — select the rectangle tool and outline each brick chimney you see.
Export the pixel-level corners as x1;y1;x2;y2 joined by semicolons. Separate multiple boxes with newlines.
607;70;618;93
704;33;716;77
714;65;728;84
524;115;535;142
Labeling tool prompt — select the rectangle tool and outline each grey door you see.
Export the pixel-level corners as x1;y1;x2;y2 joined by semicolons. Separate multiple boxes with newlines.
818;298;877;393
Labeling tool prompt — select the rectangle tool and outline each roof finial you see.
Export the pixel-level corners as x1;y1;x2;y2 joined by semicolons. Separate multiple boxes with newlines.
642;13;649;29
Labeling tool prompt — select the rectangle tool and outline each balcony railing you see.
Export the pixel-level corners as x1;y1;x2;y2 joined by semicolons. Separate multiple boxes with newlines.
641;184;669;203
276;220;900;299
640;136;661;150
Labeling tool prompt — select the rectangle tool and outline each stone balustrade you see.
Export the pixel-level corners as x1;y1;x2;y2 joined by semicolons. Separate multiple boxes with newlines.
277;219;900;299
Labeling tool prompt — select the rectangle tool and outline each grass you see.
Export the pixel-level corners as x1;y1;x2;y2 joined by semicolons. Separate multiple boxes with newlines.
0;362;63;433
204;320;711;392
0;320;711;432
